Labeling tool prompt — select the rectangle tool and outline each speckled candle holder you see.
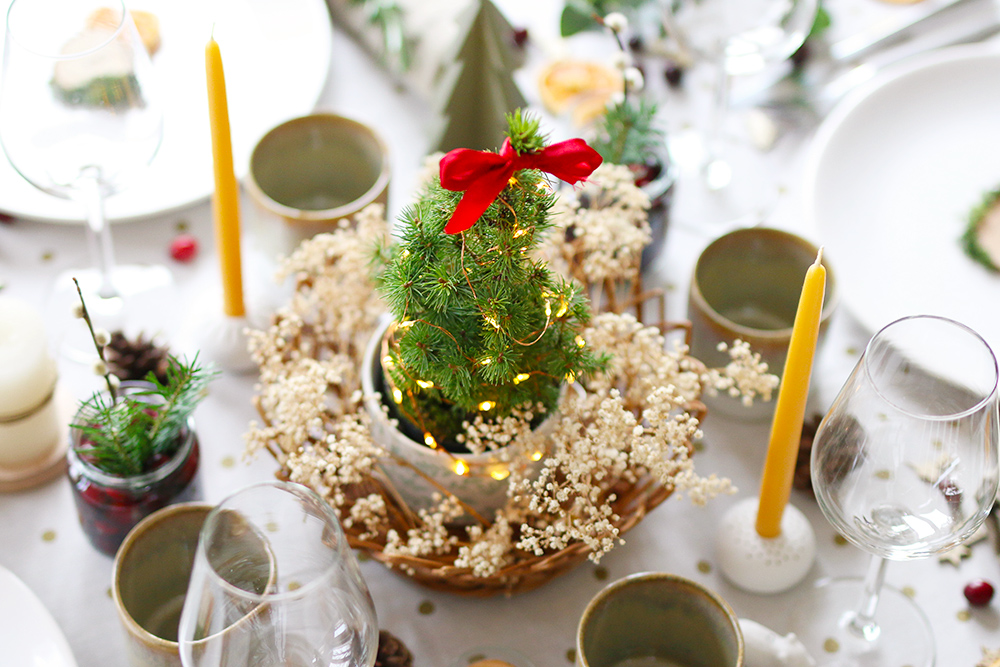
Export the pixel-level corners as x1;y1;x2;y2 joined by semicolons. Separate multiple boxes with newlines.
716;497;816;594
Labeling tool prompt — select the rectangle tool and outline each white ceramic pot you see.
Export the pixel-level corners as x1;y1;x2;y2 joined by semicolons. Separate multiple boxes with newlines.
361;316;555;521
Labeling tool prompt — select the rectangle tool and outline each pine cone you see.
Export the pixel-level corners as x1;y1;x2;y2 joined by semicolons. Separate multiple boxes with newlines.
792;413;824;495
104;331;171;384
795;412;867;495
375;630;413;667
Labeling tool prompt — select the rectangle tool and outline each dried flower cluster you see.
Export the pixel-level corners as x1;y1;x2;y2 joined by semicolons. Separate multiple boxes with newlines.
246;199;776;585
540;163;652;287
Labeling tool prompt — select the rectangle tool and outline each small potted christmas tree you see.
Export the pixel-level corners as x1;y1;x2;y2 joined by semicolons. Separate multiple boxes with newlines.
363;111;607;517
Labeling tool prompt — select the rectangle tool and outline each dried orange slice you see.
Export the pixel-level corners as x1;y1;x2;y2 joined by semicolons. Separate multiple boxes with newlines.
538;59;620;123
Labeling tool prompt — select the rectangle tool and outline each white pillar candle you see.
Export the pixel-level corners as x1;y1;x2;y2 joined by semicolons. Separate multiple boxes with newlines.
0;296;57;417
0;296;59;467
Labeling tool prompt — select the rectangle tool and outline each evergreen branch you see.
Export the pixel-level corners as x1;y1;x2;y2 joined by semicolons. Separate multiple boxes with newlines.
71;354;216;475
591;98;663;166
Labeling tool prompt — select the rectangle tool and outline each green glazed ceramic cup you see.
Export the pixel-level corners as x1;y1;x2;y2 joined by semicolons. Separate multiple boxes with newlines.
112;503;211;667
687;227;837;421
576;572;744;667
111;502;274;667
245;112;390;256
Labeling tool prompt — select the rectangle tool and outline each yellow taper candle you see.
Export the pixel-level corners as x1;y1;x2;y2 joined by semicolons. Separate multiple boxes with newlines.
205;36;245;317
756;248;826;538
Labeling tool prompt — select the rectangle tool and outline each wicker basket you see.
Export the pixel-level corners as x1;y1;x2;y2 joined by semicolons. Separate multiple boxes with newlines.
348;474;678;597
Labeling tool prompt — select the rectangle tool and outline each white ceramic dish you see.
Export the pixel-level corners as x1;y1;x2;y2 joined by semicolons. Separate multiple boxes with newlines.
0;564;78;667
805;43;1000;352
0;0;332;223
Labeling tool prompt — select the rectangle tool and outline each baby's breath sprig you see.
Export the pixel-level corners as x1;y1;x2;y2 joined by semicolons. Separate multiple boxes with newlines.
72;277;117;401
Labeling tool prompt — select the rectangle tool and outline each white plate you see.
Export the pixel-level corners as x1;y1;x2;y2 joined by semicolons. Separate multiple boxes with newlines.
0;564;78;667
805;43;1000;352
0;0;332;223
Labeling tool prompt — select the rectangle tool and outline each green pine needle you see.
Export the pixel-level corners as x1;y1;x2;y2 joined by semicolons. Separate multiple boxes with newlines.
72;355;216;476
591;98;663;166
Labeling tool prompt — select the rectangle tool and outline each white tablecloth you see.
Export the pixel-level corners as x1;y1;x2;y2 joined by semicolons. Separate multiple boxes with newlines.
1;1;998;666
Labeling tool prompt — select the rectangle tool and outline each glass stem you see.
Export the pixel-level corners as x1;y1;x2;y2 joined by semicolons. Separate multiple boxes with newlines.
80;171;118;300
704;58;733;190
847;554;887;642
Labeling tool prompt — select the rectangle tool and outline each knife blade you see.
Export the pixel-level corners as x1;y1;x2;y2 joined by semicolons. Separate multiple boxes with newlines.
830;0;982;63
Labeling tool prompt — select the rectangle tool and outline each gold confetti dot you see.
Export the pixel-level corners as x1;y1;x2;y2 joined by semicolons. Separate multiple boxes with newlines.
957;610;971;622
697;560;712;574
106;587;112;598
666;283;676;292
566;649;576;663
176;220;190;232
41;251;54;262
902;586;915;598
877;413;888;421
833;534;848;546
846;347;857;356
418;600;435;615
693;441;705;452
466;655;486;665
265;521;279;532
357;551;371;562
594;566;608;581
823;638;839;653
41;530;56;542
220;455;235;468
287;581;301;592
874;470;892;480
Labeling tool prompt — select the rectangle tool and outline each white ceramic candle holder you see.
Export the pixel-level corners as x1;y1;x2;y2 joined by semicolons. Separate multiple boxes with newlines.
716;496;816;594
178;288;269;374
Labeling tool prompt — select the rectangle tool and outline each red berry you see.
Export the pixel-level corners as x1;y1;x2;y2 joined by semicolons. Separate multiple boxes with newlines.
170;234;198;262
629;159;663;188
964;579;995;607
512;27;529;48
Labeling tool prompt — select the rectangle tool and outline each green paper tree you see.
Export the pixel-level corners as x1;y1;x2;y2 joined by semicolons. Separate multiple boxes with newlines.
374;112;607;451
431;0;527;153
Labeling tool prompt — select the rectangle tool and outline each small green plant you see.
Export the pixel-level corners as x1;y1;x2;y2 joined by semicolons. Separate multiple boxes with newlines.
71;279;215;475
372;112;608;450
587;12;664;171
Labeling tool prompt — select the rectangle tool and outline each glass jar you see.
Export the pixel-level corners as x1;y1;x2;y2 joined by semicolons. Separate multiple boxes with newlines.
67;382;201;556
639;144;676;271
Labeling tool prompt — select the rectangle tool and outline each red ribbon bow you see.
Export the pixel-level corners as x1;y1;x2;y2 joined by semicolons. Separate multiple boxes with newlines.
439;137;603;234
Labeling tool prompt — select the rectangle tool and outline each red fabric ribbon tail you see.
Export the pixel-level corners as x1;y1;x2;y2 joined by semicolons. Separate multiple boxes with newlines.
444;166;515;234
525;138;604;186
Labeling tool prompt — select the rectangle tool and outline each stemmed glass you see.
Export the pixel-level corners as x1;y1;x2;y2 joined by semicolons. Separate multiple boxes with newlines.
796;315;999;666
178;482;379;667
661;0;817;228
0;0;167;356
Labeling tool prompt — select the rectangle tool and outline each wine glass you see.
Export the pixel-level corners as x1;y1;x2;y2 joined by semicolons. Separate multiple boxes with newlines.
178;481;379;667
661;0;817;228
795;315;999;666
0;0;168;357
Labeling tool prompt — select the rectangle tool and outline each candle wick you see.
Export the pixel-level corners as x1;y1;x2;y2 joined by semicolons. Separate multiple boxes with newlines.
815;247;824;265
